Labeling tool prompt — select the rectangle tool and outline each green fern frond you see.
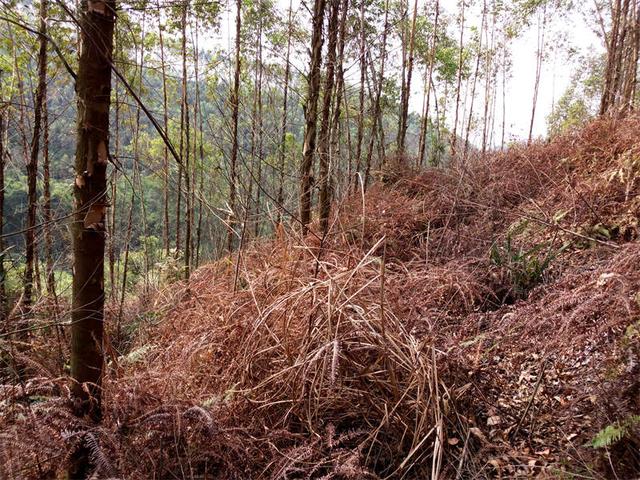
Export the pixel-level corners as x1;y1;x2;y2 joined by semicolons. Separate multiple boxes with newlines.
591;424;626;448
590;415;640;448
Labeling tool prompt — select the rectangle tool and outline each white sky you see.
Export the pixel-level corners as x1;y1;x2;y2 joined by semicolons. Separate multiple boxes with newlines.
210;0;604;143
505;9;601;140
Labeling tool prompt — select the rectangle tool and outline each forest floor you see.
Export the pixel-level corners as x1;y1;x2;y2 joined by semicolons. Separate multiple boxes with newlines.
2;115;640;479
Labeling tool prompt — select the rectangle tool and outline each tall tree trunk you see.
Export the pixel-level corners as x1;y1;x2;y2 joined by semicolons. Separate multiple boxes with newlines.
193;18;205;267
318;0;340;234
42;81;55;300
300;0;327;233
250;7;264;239
0;70;6;323
331;0;349;189
24;0;49;310
109;35;120;300
353;0;366;187
451;0;465;158
277;0;293;223
601;0;623;114
364;0;390;187
181;4;192;277
611;0;633;112
255;20;264;239
463;0;486;159
481;1;495;154
620;3;637;111
396;0;408;153
158;5;170;256
418;0;440;167
132;12;150;293
528;4;546;144
228;0;242;251
501;40;507;150
397;0;418;156
69;0;115;475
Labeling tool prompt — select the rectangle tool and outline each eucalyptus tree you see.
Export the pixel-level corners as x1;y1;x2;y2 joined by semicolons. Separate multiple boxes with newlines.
318;0;340;233
23;0;48;311
69;0;115;475
397;0;419;155
597;0;640;114
228;0;242;251
451;0;466;157
418;0;440;167
0;70;6;323
300;0;327;233
276;0;294;223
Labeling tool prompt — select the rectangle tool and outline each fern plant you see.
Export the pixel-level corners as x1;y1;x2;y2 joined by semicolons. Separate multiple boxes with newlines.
490;233;567;299
590;415;640;448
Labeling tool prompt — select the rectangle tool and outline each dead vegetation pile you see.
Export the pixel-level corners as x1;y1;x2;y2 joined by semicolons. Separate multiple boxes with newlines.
1;115;640;479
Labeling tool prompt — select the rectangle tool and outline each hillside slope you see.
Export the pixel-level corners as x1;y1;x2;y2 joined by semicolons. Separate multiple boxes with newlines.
2;116;640;479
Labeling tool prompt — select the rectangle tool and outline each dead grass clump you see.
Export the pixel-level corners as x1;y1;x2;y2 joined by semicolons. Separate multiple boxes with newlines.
102;236;467;478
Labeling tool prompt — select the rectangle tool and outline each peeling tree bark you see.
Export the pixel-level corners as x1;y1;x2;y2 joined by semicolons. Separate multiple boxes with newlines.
69;3;115;474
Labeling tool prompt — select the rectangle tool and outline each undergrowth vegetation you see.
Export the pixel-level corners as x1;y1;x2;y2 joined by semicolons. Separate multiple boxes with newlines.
1;115;640;478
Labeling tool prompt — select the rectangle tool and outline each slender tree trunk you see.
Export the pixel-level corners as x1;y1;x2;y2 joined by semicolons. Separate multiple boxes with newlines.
24;0;49;310
181;4;192;278
611;0;632;112
463;0;486;159
364;0;389;187
249;7;264;239
300;0;327;233
501;40;507;150
116;193;133;344
228;0;242;251
69;0;115;475
132;12;151;292
353;0;366;186
0;71;6;323
193;19;205;267
109;40;120;300
481;1;495;154
418;0;440;167
601;0;623;114
528;4;546;144
331;0;349;188
42;82;55;299
255;19;264;239
623;2;640;109
620;3;638;111
397;0;408;152
451;0;465;158
318;0;340;234
397;0;418;155
277;0;293;223
158;5;170;256
176;164;183;254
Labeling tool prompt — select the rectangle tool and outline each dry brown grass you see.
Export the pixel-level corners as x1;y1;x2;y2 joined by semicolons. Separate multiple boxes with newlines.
1;114;640;478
